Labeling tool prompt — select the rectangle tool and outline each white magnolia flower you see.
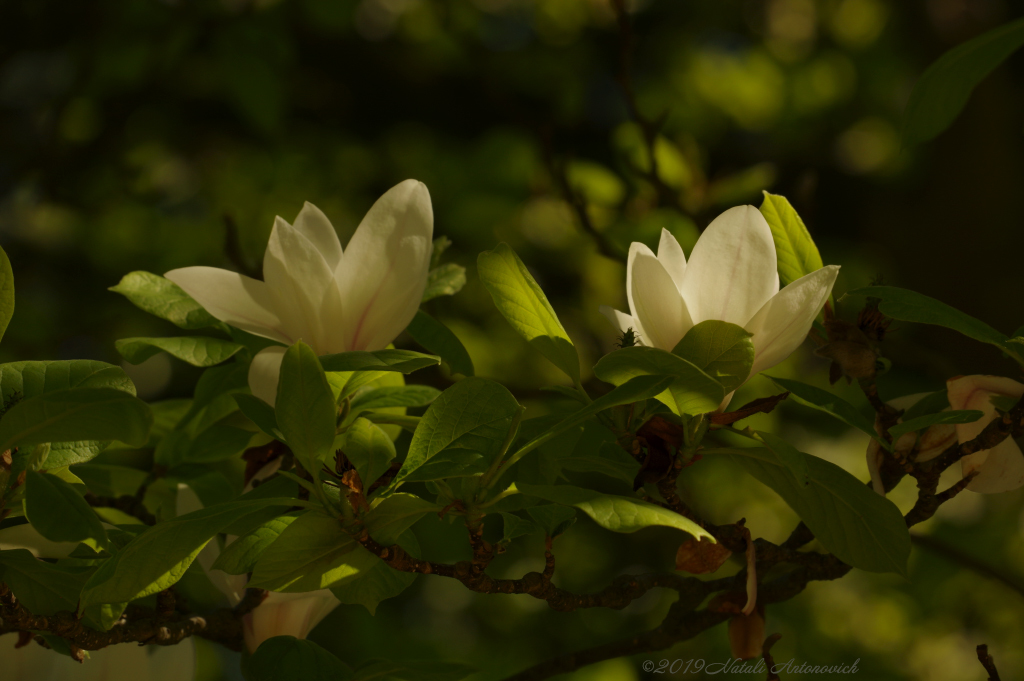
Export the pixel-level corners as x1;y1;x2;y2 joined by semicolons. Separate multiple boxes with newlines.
947;375;1024;494
601;205;839;381
0;525;195;680
166;180;434;404
177;462;340;654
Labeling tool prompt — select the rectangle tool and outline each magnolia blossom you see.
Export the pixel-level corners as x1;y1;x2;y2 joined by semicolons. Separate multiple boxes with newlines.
601;206;839;381
865;393;957;495
176;463;340;653
0;525;195;680
166;180;433;404
947;375;1024;494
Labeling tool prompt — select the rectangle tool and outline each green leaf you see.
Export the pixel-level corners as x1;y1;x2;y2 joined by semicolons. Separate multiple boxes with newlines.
758;192;825;286
110;271;228;331
847;286;1009;351
80;497;297;607
903;17;1024;146
405;310;474;376
248;510;378;592
25;471;108;549
516;483;713;540
242;636;352;681
671;320;755;393
754;431;810;487
320;349;441;374
234;393;281;438
499;512;537;542
212;512;303;575
177;363;250;428
351;385;441;412
351;660;475;681
477;242;580;384
526;504;576;537
767;376;877;440
593;346;724;416
0;387;152;453
422;263;467;302
277;342;337;470
116;336;245;367
0;245;14;344
395;377;521;484
330;529;419;615
0;360;136;401
180;425;255;464
0;549;90;615
888;410;983;441
900;391;950;423
718;446;911;576
364;493;440;543
343;418;397;488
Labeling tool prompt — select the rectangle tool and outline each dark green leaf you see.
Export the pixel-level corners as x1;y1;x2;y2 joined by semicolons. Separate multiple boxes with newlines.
718;446;911;576
277;342;337;470
320;349;441;374
0;245;14;343
0;387;152;452
405;310;474;377
758;192;825;286
25;471;108;549
395;377;520;484
351;659;475;681
903;17;1024;145
351;385;441;411
755;431;810;486
766;376;877;440
594;346;724;415
330;530;420;615
364;493;441;544
110;271;228;332
671;320;755;393
422;263;467;302
0;549;90;615
900;391;950;423
499;513;537;542
180;425;255;464
242;636;352;681
526;504;576;537
177;363;250;428
343;418;397;488
517;483;713;540
116;336;245;367
234;393;281;438
888;410;983;441
477;243;580;384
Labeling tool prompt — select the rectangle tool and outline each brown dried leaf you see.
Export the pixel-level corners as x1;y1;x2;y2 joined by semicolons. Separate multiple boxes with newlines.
676;536;732;574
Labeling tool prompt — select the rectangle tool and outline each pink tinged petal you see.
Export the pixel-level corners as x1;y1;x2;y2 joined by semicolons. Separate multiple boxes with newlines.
292;202;343;270
243;590;341;653
249;346;288;406
947;375;1024;493
336;180;433;352
744;265;840;378
657;228;687;291
629;246;693;351
264;217;337;351
680;205;779;326
165;267;290;344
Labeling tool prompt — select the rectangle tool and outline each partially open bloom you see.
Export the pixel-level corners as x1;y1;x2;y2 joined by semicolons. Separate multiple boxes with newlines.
177;463;340;654
166;180;433;404
601;206;839;381
0;525;195;680
947;375;1024;494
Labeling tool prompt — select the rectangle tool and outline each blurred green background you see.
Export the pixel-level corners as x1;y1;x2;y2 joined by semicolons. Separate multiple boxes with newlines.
2;0;1023;679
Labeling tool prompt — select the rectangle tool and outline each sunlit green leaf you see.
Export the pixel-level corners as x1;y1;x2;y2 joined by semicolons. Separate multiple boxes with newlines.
405;310;474;376
343;418;396;488
320;349;441;374
0;245;14;344
212;512;303;575
116;336;245;367
759;192;825;286
110;271;228;332
423;263;467;302
277;342;337;470
672;320;754;393
594;346;724;416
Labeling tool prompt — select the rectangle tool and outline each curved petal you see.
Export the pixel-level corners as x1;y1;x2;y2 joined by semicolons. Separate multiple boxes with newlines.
598;305;638;340
249;346;288;406
165;267;290;344
680;205;779;326
292;202;343;270
657;228;687;291
948;375;1024;493
0;523;77;559
744;265;839;377
336;180;433;352
264;217;338;351
243;590;341;653
629;245;693;351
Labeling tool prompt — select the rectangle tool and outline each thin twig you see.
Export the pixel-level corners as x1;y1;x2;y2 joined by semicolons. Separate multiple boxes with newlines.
977;644;1001;681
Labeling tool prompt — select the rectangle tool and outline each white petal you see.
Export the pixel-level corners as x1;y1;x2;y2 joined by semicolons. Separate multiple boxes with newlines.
628;245;693;351
657;228;687;291
243;590;340;653
264;217;337;351
963;438;1024;493
292;202;343;270
0;523;77;559
165;267;290;344
249;346;288;406
598;305;638;340
680;205;779;326
744;265;839;377
625;242;655;349
336;180;433;351
948;375;1024;493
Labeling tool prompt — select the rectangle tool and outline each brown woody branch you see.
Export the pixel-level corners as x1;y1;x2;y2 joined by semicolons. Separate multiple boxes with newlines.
977;644;1001;681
